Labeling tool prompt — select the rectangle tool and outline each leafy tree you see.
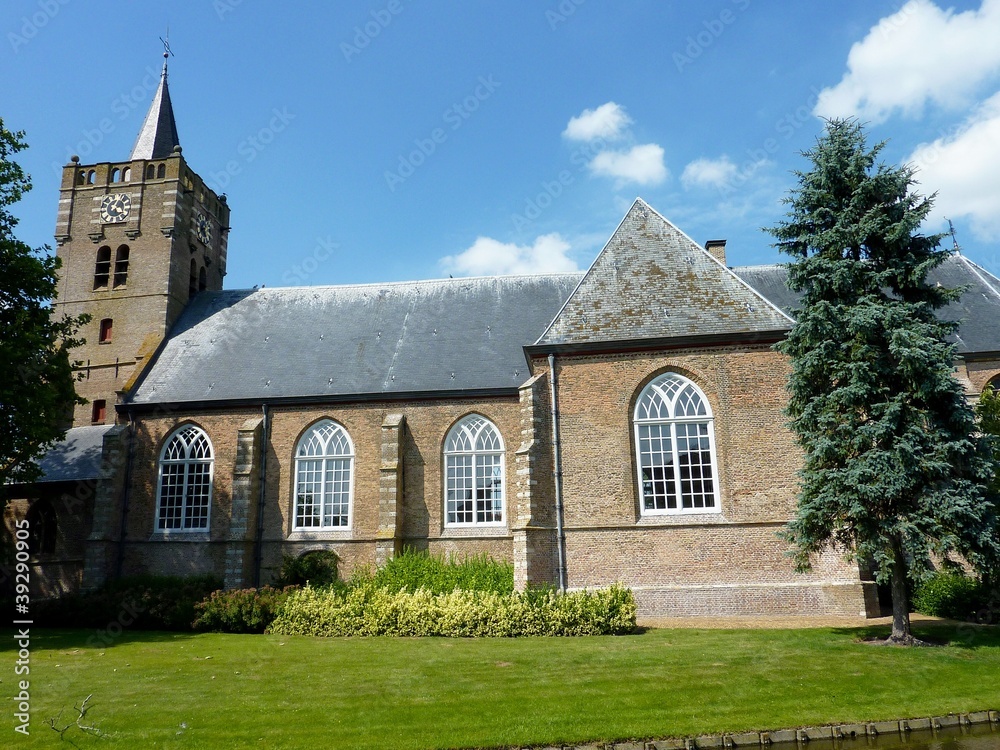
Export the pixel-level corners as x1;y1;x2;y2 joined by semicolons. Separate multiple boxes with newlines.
0;120;88;486
768;119;1000;644
980;384;1000;497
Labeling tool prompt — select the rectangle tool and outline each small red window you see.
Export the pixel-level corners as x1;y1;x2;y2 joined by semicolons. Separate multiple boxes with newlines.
99;318;113;343
92;400;107;424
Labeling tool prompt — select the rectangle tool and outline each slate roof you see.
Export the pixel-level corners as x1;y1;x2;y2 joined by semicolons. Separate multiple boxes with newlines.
129;60;180;160
734;254;1000;355
534;199;793;348
29;425;115;484
128;274;582;406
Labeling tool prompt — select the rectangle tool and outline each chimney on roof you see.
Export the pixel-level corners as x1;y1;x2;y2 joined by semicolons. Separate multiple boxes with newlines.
705;239;727;265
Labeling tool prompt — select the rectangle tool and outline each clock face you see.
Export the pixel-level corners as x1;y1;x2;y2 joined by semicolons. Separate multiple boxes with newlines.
100;193;131;223
195;212;212;245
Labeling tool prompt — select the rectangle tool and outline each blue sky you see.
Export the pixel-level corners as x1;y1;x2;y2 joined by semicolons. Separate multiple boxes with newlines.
3;0;999;289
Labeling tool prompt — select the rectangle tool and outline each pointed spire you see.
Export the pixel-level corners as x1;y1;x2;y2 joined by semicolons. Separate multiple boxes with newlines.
129;46;180;161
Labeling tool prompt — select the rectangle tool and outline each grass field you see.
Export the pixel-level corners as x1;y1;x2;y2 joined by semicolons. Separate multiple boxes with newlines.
2;623;999;749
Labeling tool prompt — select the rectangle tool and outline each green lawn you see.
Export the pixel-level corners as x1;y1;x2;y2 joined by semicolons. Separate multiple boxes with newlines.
3;623;999;749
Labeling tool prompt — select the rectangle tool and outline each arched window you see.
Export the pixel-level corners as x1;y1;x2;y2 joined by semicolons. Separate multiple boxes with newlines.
988;375;999;393
189;259;198;299
156;425;214;531
156;163;166;179
93;246;111;289
198;266;207;292
110;168;120;183
633;372;719;514
27;500;57;555
145;164;155;180
87;170;96;184
76;171;85;185
444;415;505;526
113;245;129;287
122;167;131;181
294;420;354;528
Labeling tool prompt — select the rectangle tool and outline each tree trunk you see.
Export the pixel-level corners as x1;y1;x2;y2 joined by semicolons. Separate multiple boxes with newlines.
889;535;912;643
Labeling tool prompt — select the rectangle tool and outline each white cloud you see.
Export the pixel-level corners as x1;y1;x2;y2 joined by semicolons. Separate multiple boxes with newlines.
815;0;1000;122
563;102;633;141
681;156;739;190
589;144;668;186
440;233;579;276
909;90;1000;240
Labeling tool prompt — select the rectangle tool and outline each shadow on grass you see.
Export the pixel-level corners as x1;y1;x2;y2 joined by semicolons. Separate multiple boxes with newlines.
0;627;207;652
831;622;1000;649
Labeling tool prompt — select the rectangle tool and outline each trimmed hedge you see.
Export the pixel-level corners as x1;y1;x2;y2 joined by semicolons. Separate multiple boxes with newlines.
34;574;222;631
268;582;637;637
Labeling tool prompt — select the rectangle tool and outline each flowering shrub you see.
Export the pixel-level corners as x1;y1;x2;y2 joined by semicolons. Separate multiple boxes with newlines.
193;585;299;633
268;582;636;637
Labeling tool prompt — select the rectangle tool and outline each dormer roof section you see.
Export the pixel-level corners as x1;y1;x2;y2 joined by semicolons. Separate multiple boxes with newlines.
129;59;180;160
534;198;793;349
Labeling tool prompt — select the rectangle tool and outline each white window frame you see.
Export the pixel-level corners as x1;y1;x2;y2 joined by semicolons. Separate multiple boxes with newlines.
293;420;355;530
633;373;721;516
443;414;506;528
155;424;215;532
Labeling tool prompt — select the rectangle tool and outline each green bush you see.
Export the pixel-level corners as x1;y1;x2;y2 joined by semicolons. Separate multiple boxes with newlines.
193;586;297;633
35;574;222;631
365;548;514;595
268;582;636;637
913;570;987;620
275;550;340;588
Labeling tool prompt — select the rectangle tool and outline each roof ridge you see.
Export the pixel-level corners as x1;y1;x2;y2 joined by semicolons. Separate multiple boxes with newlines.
229;272;586;295
954;254;1000;301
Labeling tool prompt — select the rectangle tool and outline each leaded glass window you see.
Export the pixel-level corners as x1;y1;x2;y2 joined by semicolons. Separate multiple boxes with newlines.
634;373;719;514
444;415;505;526
294;420;354;529
156;425;214;531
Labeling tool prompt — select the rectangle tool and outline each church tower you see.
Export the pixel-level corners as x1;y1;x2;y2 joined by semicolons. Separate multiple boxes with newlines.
51;52;230;427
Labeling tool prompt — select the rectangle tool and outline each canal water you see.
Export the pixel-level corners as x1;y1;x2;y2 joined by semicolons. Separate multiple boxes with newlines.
801;724;1000;750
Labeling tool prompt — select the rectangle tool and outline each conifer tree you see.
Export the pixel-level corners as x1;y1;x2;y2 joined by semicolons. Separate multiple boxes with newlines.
0;120;87;487
769;119;1000;643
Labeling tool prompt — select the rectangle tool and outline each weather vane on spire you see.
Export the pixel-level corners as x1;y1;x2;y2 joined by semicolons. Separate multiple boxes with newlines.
159;28;174;60
946;218;961;254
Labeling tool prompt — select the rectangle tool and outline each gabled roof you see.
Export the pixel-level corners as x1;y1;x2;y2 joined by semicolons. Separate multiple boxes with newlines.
129;60;180;160
534;199;792;348
28;425;116;484
128;274;582;406
733;254;1000;355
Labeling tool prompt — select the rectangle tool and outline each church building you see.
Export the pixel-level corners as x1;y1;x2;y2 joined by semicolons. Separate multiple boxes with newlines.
6;59;1000;618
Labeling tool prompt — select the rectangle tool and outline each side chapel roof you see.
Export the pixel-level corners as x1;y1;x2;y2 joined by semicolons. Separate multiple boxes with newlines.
734;254;1000;355
533;199;793;348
